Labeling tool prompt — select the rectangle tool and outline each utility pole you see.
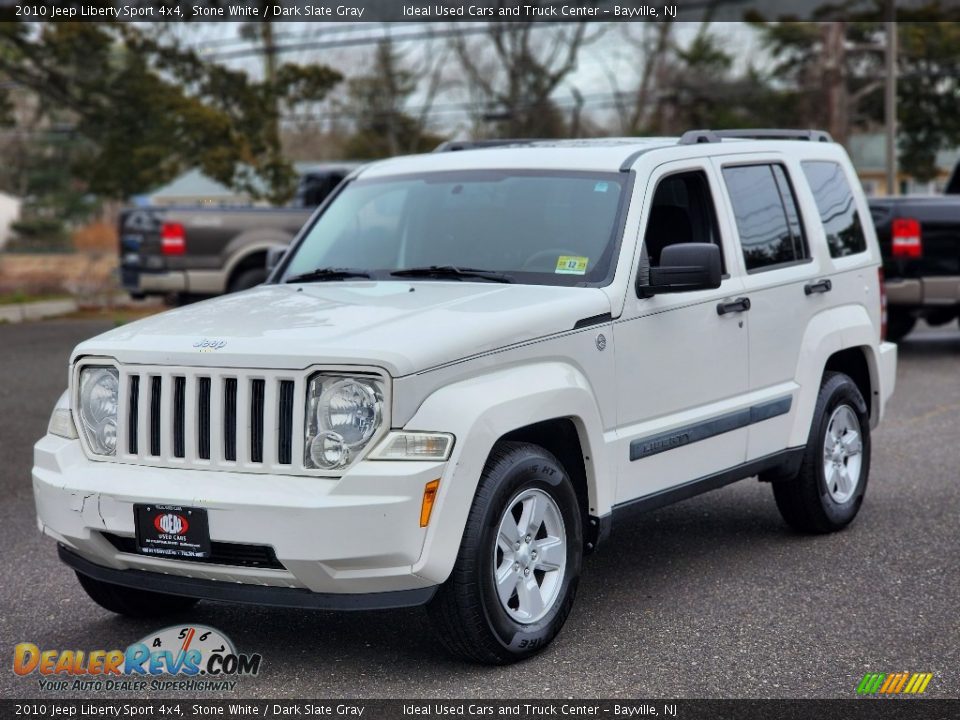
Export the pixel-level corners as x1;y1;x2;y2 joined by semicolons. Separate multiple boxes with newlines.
822;22;848;145
260;17;279;131
884;2;897;196
256;11;289;204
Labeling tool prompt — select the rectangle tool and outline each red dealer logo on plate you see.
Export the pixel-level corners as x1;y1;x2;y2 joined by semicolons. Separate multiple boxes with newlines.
154;513;189;535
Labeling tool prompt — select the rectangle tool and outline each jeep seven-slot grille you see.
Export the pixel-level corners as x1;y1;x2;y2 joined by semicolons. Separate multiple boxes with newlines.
197;377;211;460
127;376;139;455
278;380;295;465
173;376;186;458
118;368;301;472
250;379;265;463
224;377;237;461
149;377;162;456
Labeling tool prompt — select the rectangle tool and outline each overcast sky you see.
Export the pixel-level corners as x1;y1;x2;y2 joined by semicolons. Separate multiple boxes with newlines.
169;21;766;134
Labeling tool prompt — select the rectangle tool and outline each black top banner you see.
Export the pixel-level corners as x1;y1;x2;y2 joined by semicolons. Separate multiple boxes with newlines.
1;0;955;23
2;700;960;720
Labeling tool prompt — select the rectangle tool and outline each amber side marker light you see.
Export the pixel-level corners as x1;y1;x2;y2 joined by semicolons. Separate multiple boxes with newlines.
420;479;441;527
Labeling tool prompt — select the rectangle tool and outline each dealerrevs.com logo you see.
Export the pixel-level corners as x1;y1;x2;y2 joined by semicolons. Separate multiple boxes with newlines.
13;625;262;692
857;672;934;695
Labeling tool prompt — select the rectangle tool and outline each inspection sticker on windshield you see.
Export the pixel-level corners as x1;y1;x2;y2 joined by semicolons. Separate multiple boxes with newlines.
556;256;589;275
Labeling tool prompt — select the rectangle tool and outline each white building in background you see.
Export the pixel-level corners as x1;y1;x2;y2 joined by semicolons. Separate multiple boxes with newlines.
143;168;258;207
139;163;341;208
0;192;22;249
848;133;960;197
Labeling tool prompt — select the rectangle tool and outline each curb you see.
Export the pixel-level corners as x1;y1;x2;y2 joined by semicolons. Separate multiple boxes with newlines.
0;299;79;324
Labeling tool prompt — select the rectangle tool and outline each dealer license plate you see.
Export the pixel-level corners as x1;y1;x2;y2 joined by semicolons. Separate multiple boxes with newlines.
134;504;211;559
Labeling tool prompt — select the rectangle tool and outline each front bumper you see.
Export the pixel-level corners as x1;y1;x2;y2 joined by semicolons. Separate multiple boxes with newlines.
60;546;436;610
34;434;446;596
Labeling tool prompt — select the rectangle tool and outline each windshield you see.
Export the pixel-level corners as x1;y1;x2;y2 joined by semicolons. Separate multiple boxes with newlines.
281;170;630;286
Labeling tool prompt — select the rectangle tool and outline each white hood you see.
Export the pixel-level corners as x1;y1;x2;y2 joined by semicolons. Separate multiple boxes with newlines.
72;282;611;376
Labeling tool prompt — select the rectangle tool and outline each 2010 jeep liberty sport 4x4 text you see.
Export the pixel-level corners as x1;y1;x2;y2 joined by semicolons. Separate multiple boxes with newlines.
34;130;897;664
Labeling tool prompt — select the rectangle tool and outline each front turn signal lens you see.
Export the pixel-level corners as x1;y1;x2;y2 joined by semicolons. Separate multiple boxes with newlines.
369;431;454;461
420;479;440;528
48;408;79;440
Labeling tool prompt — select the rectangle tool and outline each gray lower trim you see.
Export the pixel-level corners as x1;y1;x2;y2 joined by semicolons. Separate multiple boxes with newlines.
59;545;437;611
614;447;805;519
630;396;792;461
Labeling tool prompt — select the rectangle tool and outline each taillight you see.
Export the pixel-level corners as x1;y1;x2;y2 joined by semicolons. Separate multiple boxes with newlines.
878;267;887;341
160;222;186;256
891;218;921;258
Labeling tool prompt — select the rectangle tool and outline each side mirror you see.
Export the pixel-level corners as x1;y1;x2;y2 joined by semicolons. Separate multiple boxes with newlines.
638;243;722;298
266;246;288;273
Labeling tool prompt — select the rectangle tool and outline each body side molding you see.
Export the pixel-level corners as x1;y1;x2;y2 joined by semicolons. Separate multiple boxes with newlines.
629;396;792;461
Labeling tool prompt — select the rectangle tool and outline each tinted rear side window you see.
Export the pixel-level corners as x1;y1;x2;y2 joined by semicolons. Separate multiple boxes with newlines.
802;161;868;257
723;164;808;272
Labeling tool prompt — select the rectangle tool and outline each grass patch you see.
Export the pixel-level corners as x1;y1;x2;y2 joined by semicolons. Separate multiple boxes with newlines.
0;291;72;306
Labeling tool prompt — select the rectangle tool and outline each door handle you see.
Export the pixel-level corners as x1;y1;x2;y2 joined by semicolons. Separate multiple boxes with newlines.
804;278;833;295
717;297;751;315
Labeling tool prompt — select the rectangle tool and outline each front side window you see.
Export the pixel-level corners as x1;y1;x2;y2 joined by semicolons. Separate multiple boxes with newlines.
723;164;809;272
802;161;868;258
643;170;725;272
282;170;629;287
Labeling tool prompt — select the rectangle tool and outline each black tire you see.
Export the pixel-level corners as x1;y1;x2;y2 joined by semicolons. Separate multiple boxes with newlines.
228;268;268;293
772;372;871;534
885;310;916;343
76;572;199;618
428;441;583;664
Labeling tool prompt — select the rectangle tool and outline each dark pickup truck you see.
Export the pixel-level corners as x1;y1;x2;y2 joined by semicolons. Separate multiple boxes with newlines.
119;164;356;301
870;164;960;341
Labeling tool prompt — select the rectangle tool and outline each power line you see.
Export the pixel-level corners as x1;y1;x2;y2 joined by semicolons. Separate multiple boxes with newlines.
200;22;574;60
186;22;378;51
282;84;792;124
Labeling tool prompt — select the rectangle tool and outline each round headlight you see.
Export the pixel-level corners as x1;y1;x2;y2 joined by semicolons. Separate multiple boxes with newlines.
318;379;381;450
78;366;119;456
308;431;349;470
304;375;384;470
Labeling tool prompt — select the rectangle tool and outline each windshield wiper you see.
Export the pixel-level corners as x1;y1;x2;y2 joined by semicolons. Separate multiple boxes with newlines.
390;265;513;283
285;267;372;283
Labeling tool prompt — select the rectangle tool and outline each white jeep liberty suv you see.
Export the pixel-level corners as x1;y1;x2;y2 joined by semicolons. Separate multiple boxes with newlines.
34;130;897;664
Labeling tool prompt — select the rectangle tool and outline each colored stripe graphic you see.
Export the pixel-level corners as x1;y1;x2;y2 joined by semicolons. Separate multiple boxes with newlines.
879;674;897;693
857;673;886;694
915;673;933;694
857;672;932;694
893;673;909;693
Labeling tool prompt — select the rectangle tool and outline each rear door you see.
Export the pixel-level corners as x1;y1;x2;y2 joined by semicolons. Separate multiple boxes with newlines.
712;156;823;460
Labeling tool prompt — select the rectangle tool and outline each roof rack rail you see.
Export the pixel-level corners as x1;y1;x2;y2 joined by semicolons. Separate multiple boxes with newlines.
434;139;542;153
678;129;834;145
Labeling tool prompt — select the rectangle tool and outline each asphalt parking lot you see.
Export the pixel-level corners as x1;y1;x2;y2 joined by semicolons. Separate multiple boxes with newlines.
1;318;957;700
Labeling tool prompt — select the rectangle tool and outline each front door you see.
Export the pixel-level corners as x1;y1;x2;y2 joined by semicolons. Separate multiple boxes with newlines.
613;160;750;506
